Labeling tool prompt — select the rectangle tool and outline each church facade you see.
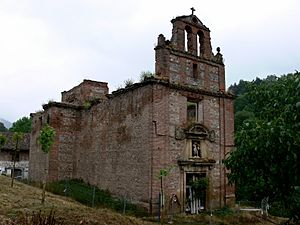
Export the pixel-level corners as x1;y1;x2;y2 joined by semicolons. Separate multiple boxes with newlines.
29;12;235;214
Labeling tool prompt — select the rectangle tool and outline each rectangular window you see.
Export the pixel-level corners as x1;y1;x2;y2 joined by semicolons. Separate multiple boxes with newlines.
187;101;198;122
192;63;198;79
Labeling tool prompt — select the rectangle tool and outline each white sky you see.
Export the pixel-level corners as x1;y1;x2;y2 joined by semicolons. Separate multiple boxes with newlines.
0;0;299;122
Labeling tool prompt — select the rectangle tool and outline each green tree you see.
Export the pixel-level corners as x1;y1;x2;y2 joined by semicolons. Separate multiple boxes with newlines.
0;134;7;150
0;122;7;132
11;132;24;187
9;117;32;133
38;123;56;204
234;110;255;131
225;72;300;221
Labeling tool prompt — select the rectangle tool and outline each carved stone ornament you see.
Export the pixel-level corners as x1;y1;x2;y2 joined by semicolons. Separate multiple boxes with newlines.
185;123;215;142
208;130;216;142
175;127;186;140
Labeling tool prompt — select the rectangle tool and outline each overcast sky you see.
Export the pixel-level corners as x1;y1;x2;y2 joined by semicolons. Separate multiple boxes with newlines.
0;0;299;122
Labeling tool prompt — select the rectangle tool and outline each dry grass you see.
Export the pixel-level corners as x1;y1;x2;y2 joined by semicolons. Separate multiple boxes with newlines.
0;175;288;225
166;212;287;225
0;176;154;225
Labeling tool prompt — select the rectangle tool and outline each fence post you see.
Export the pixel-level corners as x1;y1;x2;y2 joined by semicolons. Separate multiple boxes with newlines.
123;195;127;214
158;192;161;223
92;186;96;207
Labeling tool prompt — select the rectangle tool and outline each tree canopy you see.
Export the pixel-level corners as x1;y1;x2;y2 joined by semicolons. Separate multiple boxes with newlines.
0;122;7;132
9;117;32;133
226;72;300;221
38;124;56;154
11;132;24;187
225;73;300;221
0;134;7;149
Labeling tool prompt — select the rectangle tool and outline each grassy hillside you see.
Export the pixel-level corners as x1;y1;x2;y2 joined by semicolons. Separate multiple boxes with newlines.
0;176;154;225
0;175;287;225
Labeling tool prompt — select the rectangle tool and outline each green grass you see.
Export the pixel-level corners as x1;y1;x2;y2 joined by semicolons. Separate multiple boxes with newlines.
46;179;148;217
213;206;235;217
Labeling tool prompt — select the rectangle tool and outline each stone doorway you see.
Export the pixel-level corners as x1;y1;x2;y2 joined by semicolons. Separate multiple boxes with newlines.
185;173;207;214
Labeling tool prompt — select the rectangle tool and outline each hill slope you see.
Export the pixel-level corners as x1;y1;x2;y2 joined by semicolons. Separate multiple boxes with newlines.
0;176;154;225
0;176;287;225
0;118;12;129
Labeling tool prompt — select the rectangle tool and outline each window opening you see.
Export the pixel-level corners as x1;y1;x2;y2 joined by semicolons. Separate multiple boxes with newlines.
184;30;188;52
187;101;198;122
197;31;204;56
193;63;198;79
185;26;192;52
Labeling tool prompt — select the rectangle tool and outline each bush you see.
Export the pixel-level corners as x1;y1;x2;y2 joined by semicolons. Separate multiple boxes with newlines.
140;71;154;81
124;79;134;87
213;206;234;217
46;179;148;217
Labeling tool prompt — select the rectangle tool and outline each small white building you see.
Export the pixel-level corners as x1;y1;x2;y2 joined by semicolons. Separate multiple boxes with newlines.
0;132;30;179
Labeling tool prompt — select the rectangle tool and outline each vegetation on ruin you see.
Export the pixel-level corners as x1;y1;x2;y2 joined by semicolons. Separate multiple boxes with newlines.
226;72;300;222
83;101;92;109
191;177;209;199
9;116;32;133
140;71;155;81
124;78;135;87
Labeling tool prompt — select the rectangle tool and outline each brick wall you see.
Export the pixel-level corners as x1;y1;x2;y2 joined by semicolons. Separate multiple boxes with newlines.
29;13;235;214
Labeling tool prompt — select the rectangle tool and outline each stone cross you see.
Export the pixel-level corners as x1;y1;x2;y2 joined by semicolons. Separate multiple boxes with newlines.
191;7;196;15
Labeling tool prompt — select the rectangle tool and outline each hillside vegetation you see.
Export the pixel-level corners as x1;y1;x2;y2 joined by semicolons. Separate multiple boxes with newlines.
226;72;300;222
0;176;154;225
0;176;287;225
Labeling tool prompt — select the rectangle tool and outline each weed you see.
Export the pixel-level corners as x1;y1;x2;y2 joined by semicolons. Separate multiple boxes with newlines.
17;210;64;225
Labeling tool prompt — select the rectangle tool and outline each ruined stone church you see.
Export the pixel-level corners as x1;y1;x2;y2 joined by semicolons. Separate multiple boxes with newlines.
29;11;235;214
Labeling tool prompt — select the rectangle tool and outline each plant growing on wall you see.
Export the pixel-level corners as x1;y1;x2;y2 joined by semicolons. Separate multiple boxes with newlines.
124;78;134;87
191;177;209;198
11;132;24;187
139;71;154;81
38;123;56;204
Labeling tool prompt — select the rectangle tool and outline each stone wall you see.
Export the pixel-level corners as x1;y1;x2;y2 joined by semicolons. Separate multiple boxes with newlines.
29;12;235;214
75;86;153;204
62;80;108;105
29;104;82;181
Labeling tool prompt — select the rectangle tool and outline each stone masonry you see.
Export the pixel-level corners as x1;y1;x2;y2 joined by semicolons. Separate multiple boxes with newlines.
29;12;235;214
